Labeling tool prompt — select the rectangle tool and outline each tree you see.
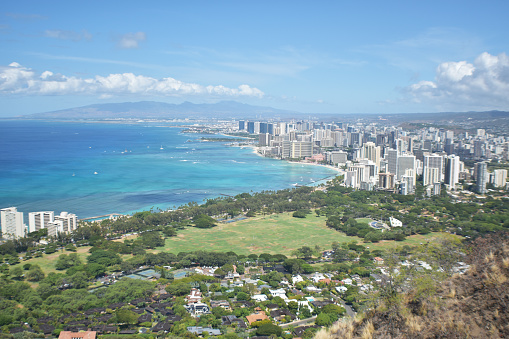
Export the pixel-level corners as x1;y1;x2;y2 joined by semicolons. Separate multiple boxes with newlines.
10;266;24;280
166;282;191;296
293;209;310;218
293;246;314;260
26;265;45;282
288;300;299;313
87;250;121;267
85;263;106;278
236;292;249;301
315;312;333;326
69;271;89;289
256;323;282;336
193;214;216;228
114;308;139;325
364;231;383;242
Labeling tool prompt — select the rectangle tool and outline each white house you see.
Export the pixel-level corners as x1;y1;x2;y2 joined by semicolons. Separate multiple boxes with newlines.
342;278;353;285
252;294;268;302
309;272;326;283
335;286;348;293
389;216;402;227
292;275;304;284
269;288;288;300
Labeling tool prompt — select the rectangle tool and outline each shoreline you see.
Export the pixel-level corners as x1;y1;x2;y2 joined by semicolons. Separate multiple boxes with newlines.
245;144;343;175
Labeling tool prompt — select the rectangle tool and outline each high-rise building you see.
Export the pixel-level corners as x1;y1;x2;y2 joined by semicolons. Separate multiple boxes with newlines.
27;210;77;237
238;121;245;131
1;207;25;239
267;123;274;135
444;155;460;189
423;154;444;182
327;151;348;165
474;140;485;159
493;169;507;188
247;121;255;134
475;162;488;194
281;141;312;159
397;155;416;181
423;167;441;187
395;139;404;155
259;122;268;134
29;211;54;233
378;173;395;189
54;212;77;233
361;142;381;169
387;149;398;176
254;122;261;134
259;133;272;146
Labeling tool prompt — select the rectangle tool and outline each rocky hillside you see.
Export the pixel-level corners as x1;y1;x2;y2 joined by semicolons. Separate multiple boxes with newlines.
316;232;509;339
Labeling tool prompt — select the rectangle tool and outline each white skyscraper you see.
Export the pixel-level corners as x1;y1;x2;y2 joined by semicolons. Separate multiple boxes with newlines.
423;154;444;182
361;142;381;169
493;169;507;188
54;212;78;233
1;207;25;239
423;167;441;187
29;211;54;233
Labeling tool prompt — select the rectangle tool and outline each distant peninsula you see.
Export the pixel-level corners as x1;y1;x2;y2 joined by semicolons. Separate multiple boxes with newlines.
15;100;509;128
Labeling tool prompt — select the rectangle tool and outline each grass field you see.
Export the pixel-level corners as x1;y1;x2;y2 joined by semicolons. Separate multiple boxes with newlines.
12;214;456;275
158;212;452;255
356;217;375;224
10;246;92;275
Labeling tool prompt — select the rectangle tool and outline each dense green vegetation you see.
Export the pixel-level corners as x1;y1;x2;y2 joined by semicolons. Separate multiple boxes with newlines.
1;175;508;337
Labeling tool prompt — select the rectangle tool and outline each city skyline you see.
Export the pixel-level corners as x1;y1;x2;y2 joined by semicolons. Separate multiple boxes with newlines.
1;1;509;117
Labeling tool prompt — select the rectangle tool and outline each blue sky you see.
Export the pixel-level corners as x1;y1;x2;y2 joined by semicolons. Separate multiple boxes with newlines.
1;1;508;117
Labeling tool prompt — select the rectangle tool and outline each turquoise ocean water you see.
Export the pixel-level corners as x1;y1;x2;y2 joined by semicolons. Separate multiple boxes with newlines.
0;120;338;218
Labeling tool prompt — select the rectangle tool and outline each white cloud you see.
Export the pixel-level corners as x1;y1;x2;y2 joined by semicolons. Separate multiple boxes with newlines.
44;29;92;41
117;32;146;49
0;63;264;99
405;52;509;110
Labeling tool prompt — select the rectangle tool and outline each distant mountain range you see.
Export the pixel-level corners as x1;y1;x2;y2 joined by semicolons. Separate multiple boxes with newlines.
19;100;509;129
20;100;298;120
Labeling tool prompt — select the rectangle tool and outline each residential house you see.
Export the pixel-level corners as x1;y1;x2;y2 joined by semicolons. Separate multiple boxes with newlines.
152;322;172;333
309;272;326;283
184;302;210;316
210;300;231;311
221;315;247;329
270;309;297;322
268;288;287;300
185;288;203;304
292;275;304;284
187;327;221;336
252;294;268;302
245;309;269;325
59;331;96;339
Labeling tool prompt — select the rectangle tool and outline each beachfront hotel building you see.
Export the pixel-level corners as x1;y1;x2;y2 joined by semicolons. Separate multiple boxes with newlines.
29;211;54;232
1;207;25;239
29;210;77;237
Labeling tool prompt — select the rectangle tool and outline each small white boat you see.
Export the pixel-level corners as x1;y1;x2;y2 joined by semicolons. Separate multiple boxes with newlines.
94;172;98;175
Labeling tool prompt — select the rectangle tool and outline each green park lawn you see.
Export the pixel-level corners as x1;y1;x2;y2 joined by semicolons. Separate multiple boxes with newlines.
159;212;452;255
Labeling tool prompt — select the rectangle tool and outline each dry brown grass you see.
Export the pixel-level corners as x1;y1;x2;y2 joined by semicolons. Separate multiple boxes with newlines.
314;232;509;339
360;321;374;339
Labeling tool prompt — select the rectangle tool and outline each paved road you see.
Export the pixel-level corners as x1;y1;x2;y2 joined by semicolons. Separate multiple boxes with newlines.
331;295;356;318
280;315;317;328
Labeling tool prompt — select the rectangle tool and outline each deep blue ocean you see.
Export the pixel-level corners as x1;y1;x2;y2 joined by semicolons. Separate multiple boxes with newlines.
0;120;337;218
